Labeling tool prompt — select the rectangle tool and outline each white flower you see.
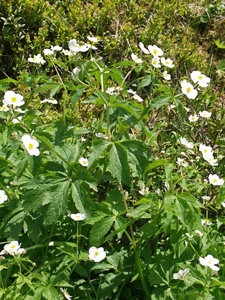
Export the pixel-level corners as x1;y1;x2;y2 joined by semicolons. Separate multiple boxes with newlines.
139;42;150;54
148;45;164;57
14;108;25;113
3;241;25;256
51;45;62;51
68;39;90;53
95;133;108;139
173;268;190;280
72;67;81;76
203;153;218;166
191;71;210;87
199;111;212;118
132;94;144;102
21;134;40;156
161;57;174;68
199;144;213;156
221;201;225;208
195;230;204;237
151;57;161;68
201;219;212;226
3;91;24;107
69;213;86;221
62;49;72;56
105;86;122;95
87;35;99;43
179;137;194;149
78;157;89;167
127;89;137;95
199;254;219;271
0;190;8;204
40;99;58;104
89;246;106;262
131;53;143;64
188;114;199;122
28;54;46;65
43;48;54;56
60;288;72;300
0;105;9;112
202;196;211;202
163;71;171;80
176;158;188;167
208;174;224;186
49;241;54;246
139;187;150;196
181;80;198;99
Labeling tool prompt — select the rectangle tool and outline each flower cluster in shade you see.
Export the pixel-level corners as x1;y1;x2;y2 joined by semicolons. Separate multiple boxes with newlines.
181;71;210;99
21;134;40;156
0;241;26;256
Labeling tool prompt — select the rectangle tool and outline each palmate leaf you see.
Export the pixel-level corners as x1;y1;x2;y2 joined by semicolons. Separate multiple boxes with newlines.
43;181;70;225
88;139;110;168
89;216;115;246
71;181;93;217
109;143;130;186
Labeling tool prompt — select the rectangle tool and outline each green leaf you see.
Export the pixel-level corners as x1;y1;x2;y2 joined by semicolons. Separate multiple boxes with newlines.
145;159;170;173
112;102;140;119
71;88;85;109
150;95;171;109
109;143;130;185
43;181;70;225
90;216;114;246
88;140;110;168
137;75;152;89
42;286;58;300
214;39;225;49
216;185;225;207
71;181;93;217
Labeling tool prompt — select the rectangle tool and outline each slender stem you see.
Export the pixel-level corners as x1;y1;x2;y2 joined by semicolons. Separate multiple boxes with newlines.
76;222;79;256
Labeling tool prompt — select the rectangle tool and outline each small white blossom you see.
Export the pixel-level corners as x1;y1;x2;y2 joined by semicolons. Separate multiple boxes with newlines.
201;219;212;226
151;57;161;68
131;53;142;64
139;42;150;54
68;39;90;53
69;213;86;221
179;137;194;149
139;187;150;196
132;94;144;102
87;35;99;43
202;196;211;202
3;241;25;256
43;48;54;56
176;158;189;167
161;57;174;68
199;144;213;156
195;230;204;237
62;49;72;56
60;288;72;300
221;201;225;208
40;99;58;104
89;246;106;262
72;67;81;76
51;45;62;51
21;134;40;156
203;153;218;166
3;91;24;107
191;71;210;87
188;114;199;122
49;241;54;246
148;45;164;57
199;254;219;271
105;87;122;95
208;174;224;186
95;133;108;139
12;116;22;124
78;157;89;167
181;80;198;99
163;70;171;80
173;268;190;280
28;54;46;65
0;105;9;112
127;89;136;95
0;190;8;204
199;111;212;118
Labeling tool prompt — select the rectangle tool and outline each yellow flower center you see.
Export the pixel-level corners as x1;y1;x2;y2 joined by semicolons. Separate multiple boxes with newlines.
94;251;99;257
153;49;157;55
213;179;218;183
28;143;34;149
186;87;191;93
11;97;17;102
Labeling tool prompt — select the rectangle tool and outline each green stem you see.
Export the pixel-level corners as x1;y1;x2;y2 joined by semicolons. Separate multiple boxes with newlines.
134;248;151;300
